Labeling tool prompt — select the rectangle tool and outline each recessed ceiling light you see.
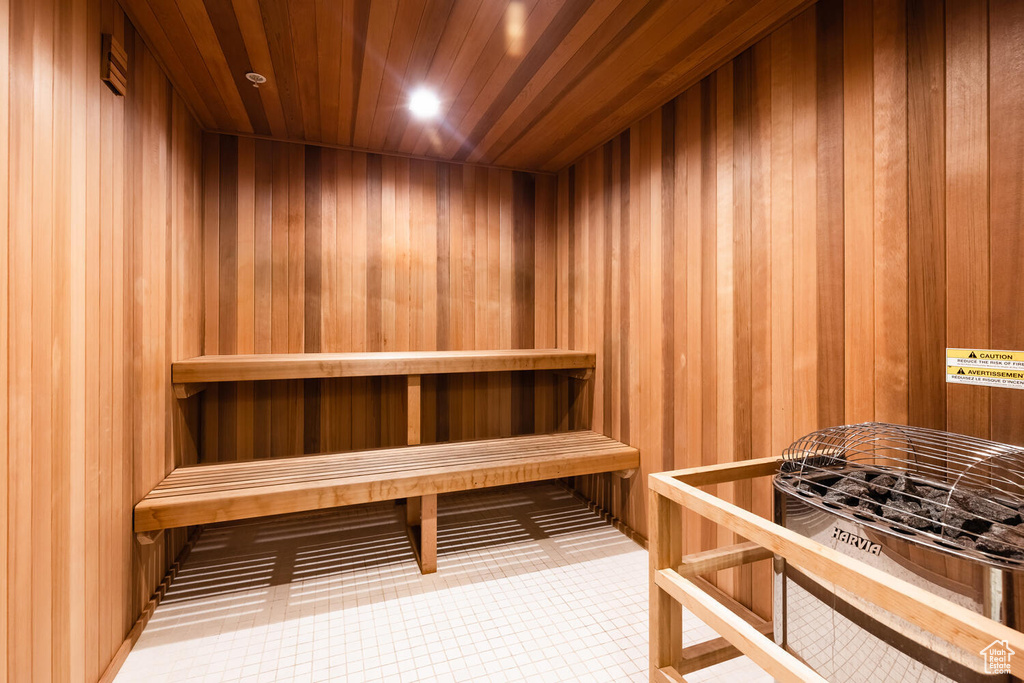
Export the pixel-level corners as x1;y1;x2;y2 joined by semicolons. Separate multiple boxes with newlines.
506;2;525;57
408;87;441;120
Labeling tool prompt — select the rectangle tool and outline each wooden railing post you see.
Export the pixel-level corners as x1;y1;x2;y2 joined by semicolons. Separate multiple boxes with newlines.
649;486;683;680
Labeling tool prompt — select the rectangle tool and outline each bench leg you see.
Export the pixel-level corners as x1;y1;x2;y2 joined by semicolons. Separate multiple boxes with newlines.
420;494;437;573
406;495;421;526
405;494;437;574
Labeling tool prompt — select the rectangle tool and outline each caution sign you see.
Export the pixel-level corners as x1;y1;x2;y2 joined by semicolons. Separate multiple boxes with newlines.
946;365;1024;389
947;348;1024;370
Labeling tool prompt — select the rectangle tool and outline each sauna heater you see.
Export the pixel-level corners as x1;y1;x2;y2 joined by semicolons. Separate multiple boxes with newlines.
773;423;1024;682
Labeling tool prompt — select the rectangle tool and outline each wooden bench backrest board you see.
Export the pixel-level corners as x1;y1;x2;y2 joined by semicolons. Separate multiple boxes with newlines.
172;349;595;384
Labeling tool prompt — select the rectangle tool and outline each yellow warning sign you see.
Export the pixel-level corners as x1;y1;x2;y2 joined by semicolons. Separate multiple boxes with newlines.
948;348;1024;362
947;348;1024;372
946;365;1024;389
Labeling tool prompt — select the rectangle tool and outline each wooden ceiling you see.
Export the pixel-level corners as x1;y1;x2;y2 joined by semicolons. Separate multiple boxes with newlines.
120;0;810;172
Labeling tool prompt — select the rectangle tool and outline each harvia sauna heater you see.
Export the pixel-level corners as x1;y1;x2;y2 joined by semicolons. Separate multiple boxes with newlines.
773;423;1024;682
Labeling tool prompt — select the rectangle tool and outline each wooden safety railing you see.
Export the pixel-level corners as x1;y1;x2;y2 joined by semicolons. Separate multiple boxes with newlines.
648;456;1024;682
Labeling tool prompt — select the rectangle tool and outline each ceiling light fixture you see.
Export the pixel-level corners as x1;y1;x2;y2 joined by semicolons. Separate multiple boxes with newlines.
506;2;525;57
245;72;267;88
408;87;441;120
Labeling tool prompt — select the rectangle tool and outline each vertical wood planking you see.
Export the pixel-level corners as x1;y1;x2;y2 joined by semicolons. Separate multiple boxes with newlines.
715;65;735;596
8;0;33;671
791;8;818;439
683;87;703;558
843;0;874;424
872;0;908;425
989;0;1024;449
3;0;204;676
945;0;989;440
201;138;554;456
32;0;55;672
558;0;1019;619
0;0;9;672
236;137;254;460
907;0;946;431
816;0;845;430
770;23;795;458
748;37;774;621
731;47;754;613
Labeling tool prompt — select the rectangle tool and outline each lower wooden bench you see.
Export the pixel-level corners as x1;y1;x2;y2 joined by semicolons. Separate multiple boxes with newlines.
134;430;639;573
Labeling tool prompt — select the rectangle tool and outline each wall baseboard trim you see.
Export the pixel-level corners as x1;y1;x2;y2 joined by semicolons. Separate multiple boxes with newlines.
98;527;205;683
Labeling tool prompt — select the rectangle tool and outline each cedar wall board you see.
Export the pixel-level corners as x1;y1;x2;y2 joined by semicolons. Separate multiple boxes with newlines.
200;137;561;462
1;0;203;680
560;0;1024;620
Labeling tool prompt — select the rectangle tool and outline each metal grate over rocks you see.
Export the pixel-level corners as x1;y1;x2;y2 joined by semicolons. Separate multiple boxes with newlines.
774;422;1024;569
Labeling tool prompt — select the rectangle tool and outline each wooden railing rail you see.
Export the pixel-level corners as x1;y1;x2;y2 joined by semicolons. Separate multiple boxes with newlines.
648;456;1024;681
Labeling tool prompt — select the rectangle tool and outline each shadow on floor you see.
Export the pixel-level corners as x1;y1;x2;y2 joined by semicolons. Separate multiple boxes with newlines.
146;484;638;639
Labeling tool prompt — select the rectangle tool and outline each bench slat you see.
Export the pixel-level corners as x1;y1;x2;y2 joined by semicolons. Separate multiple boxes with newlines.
172;349;595;384
135;431;638;532
146;440;622;495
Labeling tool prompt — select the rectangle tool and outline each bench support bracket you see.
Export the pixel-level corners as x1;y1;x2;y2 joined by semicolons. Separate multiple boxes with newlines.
173;382;208;399
135;529;164;545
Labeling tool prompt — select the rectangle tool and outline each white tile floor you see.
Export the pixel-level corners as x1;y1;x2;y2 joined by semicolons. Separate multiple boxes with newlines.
116;483;771;683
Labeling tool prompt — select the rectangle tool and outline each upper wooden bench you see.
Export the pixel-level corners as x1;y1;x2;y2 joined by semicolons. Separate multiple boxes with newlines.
143;350;637;574
171;349;595;396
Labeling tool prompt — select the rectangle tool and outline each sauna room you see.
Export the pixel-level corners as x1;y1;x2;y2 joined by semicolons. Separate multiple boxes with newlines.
4;0;1024;681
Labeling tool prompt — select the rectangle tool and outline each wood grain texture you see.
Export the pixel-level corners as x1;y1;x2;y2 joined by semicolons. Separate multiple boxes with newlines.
202;139;560;460
944;0;989;441
989;0;1024;451
907;0;946;432
116;0;812;171
1;1;203;679
560;0;1021;619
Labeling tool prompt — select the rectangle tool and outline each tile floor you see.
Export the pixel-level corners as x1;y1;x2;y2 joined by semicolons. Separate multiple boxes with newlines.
115;483;771;683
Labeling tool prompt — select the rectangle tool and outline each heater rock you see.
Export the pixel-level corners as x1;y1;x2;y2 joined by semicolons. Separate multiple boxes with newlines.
867;474;896;496
846;471;869;483
891;476;919;503
881;500;931;530
950;490;1019;524
920;489;959;531
856;499;880;516
824;479;870;506
974;524;1024;557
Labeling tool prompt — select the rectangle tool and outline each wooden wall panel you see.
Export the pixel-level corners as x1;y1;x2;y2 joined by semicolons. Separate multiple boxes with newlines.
907;0;946;432
2;1;204;679
990;0;1024;451
560;0;1024;619
945;0;989;441
872;0;908;425
201;138;558;459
